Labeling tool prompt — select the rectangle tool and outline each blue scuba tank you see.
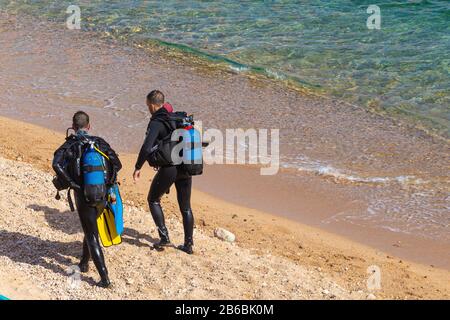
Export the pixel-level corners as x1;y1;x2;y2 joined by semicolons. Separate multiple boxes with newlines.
182;126;203;175
82;143;107;205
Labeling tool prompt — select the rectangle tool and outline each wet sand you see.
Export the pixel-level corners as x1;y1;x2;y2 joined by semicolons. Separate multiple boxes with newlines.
197;165;450;270
0;11;449;272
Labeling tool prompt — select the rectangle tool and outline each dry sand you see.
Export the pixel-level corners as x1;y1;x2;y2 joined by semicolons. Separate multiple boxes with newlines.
0;116;449;300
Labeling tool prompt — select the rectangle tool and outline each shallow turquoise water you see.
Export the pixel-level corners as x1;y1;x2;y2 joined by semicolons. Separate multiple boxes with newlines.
2;0;449;136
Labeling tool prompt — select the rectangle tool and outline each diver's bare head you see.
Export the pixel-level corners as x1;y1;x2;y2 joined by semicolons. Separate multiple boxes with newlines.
72;111;90;132
146;90;165;115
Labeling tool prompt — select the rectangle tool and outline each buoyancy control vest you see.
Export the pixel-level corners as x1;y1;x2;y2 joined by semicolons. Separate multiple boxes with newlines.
53;131;111;209
148;112;203;176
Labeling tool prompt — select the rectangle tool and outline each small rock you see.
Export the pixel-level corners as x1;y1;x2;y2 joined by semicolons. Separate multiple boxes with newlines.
367;293;377;300
322;289;330;295
214;228;236;243
16;156;23;161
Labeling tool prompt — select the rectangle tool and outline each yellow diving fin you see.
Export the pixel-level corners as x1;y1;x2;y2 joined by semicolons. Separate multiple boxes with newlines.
97;208;122;247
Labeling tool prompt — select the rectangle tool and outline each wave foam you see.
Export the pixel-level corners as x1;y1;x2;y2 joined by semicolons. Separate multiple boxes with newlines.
289;156;427;186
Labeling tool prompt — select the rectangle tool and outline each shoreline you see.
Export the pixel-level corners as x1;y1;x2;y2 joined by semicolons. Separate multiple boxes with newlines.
0;115;449;299
2;107;449;270
0;11;449;299
196;164;450;270
0;10;448;270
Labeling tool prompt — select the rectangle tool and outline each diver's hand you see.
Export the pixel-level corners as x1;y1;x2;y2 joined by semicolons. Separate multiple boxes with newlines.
133;169;141;182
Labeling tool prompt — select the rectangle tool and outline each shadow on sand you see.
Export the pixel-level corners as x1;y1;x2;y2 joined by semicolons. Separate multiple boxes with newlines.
27;204;159;248
28;204;81;235
0;229;96;285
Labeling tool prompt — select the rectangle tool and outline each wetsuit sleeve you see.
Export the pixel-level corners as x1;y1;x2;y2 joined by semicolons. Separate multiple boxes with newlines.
52;141;77;187
135;120;165;170
96;138;122;184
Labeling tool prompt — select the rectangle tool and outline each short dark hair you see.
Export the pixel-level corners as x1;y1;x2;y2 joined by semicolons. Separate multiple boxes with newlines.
72;111;90;130
147;90;165;106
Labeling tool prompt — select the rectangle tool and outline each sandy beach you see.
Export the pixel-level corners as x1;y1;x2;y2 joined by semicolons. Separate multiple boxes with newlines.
0;11;449;271
0;9;449;300
0;155;363;300
0;116;449;300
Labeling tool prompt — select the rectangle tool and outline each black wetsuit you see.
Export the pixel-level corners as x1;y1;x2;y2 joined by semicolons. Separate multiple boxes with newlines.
53;131;122;283
135;108;194;248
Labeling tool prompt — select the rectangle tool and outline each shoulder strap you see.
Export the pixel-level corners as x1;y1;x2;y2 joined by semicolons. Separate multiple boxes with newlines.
65;134;87;150
67;188;75;212
153;117;176;132
151;118;178;143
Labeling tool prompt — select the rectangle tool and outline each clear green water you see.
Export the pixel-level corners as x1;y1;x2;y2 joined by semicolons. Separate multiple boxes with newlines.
2;0;449;136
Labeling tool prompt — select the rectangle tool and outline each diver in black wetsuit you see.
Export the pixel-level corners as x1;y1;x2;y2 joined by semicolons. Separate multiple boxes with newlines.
53;111;122;287
133;90;195;254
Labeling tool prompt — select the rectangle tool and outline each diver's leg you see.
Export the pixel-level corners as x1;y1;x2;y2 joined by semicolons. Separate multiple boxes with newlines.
78;237;90;273
76;195;110;287
175;173;194;254
148;166;177;249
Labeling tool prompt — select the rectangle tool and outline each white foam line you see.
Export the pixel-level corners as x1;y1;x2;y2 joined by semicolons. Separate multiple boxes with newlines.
229;65;250;72
294;160;427;186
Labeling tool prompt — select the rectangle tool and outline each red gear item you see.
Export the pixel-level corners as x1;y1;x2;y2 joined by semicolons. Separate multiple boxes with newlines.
163;103;173;113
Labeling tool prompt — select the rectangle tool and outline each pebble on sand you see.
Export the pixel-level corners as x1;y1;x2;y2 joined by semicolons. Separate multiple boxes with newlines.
214;228;236;243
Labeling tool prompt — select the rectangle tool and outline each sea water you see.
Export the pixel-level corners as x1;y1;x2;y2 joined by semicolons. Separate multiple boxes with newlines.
1;0;448;137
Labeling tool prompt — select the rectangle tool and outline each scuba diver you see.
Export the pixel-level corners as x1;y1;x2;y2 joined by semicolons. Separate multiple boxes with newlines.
52;111;122;288
133;90;202;255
